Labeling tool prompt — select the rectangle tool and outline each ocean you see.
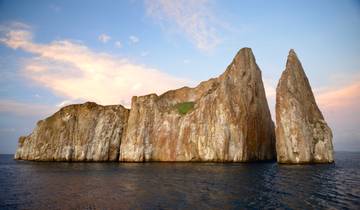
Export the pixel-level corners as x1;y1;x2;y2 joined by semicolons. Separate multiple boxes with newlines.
0;152;359;209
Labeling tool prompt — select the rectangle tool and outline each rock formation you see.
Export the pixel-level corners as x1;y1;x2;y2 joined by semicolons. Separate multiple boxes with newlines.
14;47;277;162
275;49;334;164
120;48;276;162
15;102;129;161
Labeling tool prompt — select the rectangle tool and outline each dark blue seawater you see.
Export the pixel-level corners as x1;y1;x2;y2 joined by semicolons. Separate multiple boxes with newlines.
0;152;359;209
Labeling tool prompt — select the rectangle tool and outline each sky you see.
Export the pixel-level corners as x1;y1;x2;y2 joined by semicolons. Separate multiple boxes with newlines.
0;0;359;154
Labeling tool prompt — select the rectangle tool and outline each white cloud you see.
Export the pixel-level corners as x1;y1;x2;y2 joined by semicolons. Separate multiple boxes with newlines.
129;35;139;44
115;41;122;48
0;22;191;107
98;33;111;43
0;22;32;49
145;0;221;52
56;99;80;108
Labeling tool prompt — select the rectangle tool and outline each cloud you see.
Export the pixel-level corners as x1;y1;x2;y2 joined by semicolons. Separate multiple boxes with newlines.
129;35;139;44
145;0;221;52
56;99;84;108
316;82;360;111
0;99;56;117
98;33;111;43
315;80;360;151
115;41;122;48
0;22;32;49
0;22;191;106
315;80;360;126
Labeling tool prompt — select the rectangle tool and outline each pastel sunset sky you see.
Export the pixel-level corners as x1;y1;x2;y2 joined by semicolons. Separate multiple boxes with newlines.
0;0;359;153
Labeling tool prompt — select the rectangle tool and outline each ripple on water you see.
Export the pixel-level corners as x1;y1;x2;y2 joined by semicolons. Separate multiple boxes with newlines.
0;152;359;209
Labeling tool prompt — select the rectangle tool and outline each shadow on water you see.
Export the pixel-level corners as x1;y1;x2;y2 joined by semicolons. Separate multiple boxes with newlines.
0;152;359;209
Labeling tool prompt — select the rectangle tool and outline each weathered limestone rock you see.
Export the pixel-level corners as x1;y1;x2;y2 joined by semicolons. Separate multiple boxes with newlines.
15;102;129;161
275;49;334;164
120;48;276;162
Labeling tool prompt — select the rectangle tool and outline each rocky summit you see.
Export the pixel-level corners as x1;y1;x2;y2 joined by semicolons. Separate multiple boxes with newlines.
275;49;334;164
15;48;276;162
120;48;276;162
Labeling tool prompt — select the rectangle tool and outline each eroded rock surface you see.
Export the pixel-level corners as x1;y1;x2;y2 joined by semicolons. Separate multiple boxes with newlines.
15;102;129;161
15;48;276;162
120;48;276;162
275;50;334;164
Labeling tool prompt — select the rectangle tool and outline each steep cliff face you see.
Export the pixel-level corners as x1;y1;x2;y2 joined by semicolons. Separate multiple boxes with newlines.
120;48;276;162
15;47;277;162
15;102;129;161
275;50;334;164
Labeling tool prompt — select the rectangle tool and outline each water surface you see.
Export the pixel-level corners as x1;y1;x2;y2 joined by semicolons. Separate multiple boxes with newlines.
0;152;359;209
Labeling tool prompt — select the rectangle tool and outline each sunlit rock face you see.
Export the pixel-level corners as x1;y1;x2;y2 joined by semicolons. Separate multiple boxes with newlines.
15;102;129;161
275;50;334;164
15;48;276;162
120;48;276;162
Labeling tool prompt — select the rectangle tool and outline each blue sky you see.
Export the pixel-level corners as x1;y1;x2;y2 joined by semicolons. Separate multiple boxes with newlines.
0;0;360;153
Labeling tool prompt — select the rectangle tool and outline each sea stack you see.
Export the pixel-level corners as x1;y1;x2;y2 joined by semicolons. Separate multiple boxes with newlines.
275;49;334;164
15;47;276;162
120;47;276;162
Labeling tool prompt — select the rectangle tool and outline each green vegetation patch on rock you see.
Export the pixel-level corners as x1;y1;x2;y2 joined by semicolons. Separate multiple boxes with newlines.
176;102;195;115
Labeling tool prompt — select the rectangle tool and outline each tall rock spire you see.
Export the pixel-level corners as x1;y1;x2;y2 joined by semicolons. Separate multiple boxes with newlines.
275;49;334;163
120;47;276;162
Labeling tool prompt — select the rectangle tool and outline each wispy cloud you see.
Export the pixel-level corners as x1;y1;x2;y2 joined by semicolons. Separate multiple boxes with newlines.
315;80;360;151
129;35;139;44
0;99;56;117
56;99;85;108
0;22;190;106
98;33;111;43
115;41;122;48
145;0;221;52
317;81;360;111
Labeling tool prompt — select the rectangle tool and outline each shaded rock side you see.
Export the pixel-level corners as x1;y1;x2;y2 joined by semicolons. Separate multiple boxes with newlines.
120;48;276;162
15;102;129;161
275;50;334;164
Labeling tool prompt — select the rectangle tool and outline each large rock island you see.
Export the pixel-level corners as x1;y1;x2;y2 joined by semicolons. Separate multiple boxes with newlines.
275;50;334;163
15;48;276;162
